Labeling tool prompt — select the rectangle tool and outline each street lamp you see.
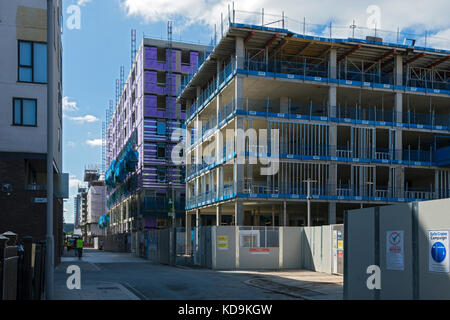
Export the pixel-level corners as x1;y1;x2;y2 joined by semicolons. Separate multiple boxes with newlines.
303;179;317;227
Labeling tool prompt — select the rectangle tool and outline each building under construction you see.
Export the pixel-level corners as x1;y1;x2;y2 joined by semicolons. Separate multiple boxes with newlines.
104;32;210;251
178;10;450;227
79;166;106;244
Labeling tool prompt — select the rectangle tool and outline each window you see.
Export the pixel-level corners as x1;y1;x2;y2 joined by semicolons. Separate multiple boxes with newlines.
180;168;186;183
157;72;166;87
157;96;166;111
181;50;190;65
157;144;166;159
13;98;37;126
157;167;166;182
157;121;166;135
157;47;166;62
18;41;47;83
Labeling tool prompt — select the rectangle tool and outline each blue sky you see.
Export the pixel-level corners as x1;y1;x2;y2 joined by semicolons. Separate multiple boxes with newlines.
62;0;450;223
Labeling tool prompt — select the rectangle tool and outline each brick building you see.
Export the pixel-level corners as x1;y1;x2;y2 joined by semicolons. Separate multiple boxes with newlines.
0;0;67;263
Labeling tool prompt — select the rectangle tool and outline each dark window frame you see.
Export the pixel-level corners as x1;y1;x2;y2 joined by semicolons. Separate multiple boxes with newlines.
12;97;38;127
157;144;166;159
157;167;166;182
157;95;166;111
17;40;48;84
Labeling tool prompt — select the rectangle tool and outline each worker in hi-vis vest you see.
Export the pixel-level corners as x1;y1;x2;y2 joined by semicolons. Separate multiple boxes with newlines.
76;238;84;259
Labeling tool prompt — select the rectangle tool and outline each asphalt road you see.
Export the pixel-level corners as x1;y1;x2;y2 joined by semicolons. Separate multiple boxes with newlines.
55;249;296;300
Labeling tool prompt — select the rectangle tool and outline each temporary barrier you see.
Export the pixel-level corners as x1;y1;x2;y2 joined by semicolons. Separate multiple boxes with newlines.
344;198;450;300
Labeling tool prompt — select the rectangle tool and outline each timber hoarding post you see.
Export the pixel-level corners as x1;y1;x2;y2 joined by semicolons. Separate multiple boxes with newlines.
46;0;55;300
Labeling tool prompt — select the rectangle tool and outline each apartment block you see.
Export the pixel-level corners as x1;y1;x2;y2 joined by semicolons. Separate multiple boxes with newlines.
0;0;66;262
178;15;450;228
82;166;106;244
74;187;87;237
105;38;210;247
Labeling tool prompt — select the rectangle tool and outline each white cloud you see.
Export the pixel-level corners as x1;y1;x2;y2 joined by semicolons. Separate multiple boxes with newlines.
85;138;103;147
63;96;79;112
69;175;85;189
67;141;76;148
121;0;450;46
64;114;99;123
77;0;92;6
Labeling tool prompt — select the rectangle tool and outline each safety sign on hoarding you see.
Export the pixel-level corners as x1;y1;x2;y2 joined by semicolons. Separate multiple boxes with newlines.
249;248;270;254
386;230;404;270
428;230;449;273
217;236;228;250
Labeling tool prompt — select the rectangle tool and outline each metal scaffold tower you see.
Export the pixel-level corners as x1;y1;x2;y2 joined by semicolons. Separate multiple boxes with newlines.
115;79;119;106
167;21;173;97
167;20;174;184
120;66;125;92
131;29;137;68
102;120;106;175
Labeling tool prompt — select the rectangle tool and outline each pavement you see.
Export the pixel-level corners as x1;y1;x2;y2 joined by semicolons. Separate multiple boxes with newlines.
54;249;343;300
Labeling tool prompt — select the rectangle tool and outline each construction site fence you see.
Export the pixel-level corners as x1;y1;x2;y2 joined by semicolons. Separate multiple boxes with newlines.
0;232;46;300
101;234;130;253
134;226;343;272
344;198;450;300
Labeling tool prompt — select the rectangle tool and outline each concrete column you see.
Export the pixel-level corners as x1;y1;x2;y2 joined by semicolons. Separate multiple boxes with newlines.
329;48;337;78
283;201;287;226
235;37;244;69
185;213;192;255
394;54;403;86
329;163;337;198
394;60;404;196
253;210;258;226
196;209;201;226
235;201;243;226
280;96;289;114
328;202;336;225
216;60;222;88
328;50;338;161
216;205;221;226
234;116;244;195
272;205;275;226
235;76;243;107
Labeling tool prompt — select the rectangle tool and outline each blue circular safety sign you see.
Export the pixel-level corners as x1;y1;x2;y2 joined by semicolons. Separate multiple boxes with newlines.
431;242;446;263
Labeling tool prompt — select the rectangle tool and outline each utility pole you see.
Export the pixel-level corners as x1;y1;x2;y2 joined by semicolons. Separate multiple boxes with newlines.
46;0;55;300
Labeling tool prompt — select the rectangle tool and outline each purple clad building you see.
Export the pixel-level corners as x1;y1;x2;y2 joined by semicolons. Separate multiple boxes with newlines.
105;38;210;251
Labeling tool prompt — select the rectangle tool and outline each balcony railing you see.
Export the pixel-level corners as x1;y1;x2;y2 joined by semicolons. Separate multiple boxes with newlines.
186;182;440;209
